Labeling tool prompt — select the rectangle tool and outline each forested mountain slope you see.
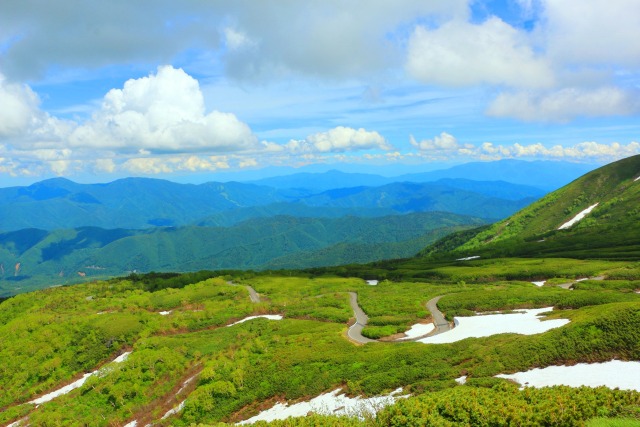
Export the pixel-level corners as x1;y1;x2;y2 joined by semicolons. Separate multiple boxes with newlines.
0;212;486;296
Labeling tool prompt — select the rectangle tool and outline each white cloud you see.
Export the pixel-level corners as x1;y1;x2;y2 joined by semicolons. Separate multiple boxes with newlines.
287;126;391;153
0;1;467;81
94;158;116;173
410;132;461;151
0;75;40;137
239;158;258;168
410;135;640;163
542;0;640;66
406;17;554;88
70;66;260;153
487;87;640;122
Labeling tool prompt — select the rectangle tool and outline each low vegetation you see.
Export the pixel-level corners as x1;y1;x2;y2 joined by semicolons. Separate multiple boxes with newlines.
0;257;639;426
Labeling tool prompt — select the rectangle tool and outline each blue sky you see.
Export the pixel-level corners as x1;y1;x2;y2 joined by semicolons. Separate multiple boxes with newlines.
0;0;639;185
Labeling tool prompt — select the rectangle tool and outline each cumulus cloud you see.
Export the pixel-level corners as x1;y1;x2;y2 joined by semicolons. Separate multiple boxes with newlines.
0;75;40;137
542;0;640;66
0;73;75;149
70;66;260;153
121;155;231;175
287;127;391;153
487;87;640;122
406;17;554;88
475;141;640;162
409;133;640;163
410;132;461;151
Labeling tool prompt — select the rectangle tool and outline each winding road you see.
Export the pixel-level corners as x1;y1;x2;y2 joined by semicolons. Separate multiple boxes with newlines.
346;292;452;344
425;296;452;336
347;292;376;344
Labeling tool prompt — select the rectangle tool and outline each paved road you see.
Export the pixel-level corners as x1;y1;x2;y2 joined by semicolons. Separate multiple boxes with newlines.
245;285;261;303
425;296;452;336
227;281;261;303
557;275;605;289
347;292;376;344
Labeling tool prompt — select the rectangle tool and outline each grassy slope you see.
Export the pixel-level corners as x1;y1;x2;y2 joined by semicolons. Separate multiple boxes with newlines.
418;155;640;260
0;260;639;426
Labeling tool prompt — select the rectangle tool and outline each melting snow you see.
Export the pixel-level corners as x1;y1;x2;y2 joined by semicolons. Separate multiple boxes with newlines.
417;308;569;344
496;360;640;391
456;256;480;261
227;315;283;327
366;280;379;286
29;352;131;405
238;388;407;424
162;400;186;419
531;281;546;287
396;323;435;340
112;352;131;364
558;203;599;230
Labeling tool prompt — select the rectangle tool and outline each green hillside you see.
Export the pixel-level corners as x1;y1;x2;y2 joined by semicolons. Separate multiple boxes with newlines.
0;212;486;296
421;155;640;260
1;260;639;426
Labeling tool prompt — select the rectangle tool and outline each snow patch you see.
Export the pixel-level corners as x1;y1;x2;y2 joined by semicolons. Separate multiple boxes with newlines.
29;352;131;405
366;280;379;286
455;376;467;385
112;351;131;364
558;203;599;230
456;256;480;261
162;400;186;419
159;310;172;316
238;388;407;424
227;315;283;327
6;418;28;427
496;360;640;391
396;323;435;340
417;307;569;344
531;281;546;287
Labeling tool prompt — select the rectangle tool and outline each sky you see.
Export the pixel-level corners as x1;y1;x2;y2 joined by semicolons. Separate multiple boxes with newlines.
0;0;639;185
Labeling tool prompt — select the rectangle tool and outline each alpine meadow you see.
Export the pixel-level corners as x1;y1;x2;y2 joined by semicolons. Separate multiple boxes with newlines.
1;2;640;427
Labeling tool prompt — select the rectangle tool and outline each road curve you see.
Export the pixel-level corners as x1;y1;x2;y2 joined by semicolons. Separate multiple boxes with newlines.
347;292;376;344
227;281;261;303
425;296;452;336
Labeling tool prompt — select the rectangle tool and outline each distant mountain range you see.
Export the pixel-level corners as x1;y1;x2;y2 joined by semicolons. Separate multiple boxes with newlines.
249;159;596;191
0;175;545;232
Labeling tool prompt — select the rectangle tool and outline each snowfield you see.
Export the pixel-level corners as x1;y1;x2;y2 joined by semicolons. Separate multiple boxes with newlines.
396;323;435;340
418;308;569;344
496;360;640;391
238;388;407;424
558;203;599;230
